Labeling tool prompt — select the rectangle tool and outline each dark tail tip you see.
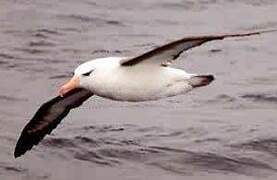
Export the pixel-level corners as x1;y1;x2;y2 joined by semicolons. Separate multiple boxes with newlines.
189;74;215;88
206;74;215;82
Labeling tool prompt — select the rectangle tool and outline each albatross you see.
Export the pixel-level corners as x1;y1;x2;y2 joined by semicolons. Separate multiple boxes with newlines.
14;30;275;158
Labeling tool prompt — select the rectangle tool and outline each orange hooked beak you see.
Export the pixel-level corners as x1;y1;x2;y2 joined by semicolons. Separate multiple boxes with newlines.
58;76;80;97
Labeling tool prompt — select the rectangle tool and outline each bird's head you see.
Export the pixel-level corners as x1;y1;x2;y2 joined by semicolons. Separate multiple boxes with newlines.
58;63;95;97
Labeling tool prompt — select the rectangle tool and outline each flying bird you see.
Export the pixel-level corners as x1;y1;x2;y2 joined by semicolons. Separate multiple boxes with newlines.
14;30;275;158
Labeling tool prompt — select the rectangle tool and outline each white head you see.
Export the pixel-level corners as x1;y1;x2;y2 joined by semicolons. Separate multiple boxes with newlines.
58;61;96;97
58;57;124;96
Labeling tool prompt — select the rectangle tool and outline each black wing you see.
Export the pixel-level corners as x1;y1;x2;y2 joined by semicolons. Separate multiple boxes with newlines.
120;30;274;66
14;88;93;158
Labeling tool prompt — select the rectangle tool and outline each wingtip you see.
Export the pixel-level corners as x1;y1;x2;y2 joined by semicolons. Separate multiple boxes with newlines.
246;29;277;36
14;153;20;159
255;29;277;34
14;133;30;159
223;29;277;39
14;144;25;158
14;149;22;159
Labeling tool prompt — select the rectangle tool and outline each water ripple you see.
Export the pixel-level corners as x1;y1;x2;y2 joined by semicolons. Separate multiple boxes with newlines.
56;14;124;27
241;93;277;104
232;138;277;157
36;125;277;176
0;162;27;174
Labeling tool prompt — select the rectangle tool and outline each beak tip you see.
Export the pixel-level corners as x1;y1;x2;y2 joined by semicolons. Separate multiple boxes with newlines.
58;76;80;97
58;89;64;97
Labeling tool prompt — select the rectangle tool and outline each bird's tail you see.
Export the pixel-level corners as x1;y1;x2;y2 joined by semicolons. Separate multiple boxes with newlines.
189;75;215;88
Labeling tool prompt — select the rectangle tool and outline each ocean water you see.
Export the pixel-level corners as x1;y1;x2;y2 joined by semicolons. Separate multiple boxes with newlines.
1;0;277;179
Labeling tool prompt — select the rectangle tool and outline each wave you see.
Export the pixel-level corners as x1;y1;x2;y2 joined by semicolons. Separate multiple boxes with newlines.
36;125;277;176
241;93;277;104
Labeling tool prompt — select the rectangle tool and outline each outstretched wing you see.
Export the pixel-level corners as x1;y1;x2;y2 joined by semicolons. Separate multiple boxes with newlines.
14;88;93;158
120;30;274;66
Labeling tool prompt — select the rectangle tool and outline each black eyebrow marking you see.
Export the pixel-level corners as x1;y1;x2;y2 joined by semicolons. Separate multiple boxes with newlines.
82;70;94;76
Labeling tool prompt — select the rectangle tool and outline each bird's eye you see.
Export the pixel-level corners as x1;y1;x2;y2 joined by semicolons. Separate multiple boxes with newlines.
82;70;94;76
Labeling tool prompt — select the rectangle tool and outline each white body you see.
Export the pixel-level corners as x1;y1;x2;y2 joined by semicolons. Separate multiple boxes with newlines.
75;57;195;102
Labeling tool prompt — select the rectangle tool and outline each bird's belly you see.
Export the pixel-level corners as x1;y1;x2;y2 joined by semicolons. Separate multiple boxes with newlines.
89;66;192;102
92;76;192;102
90;70;164;101
96;82;192;102
94;79;164;102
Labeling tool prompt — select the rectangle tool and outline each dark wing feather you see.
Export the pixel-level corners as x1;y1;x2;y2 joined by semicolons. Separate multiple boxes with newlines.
120;30;274;66
14;88;93;158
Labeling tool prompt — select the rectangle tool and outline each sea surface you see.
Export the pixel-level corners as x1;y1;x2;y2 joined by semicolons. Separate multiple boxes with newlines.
1;0;277;179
